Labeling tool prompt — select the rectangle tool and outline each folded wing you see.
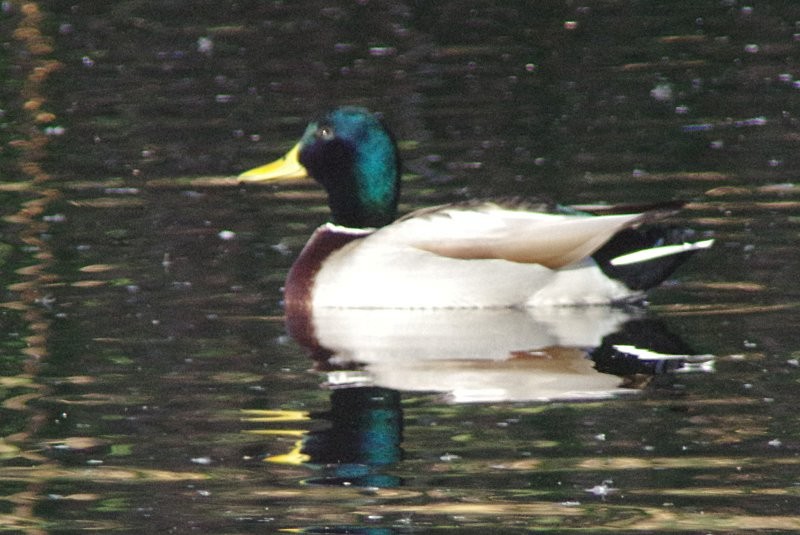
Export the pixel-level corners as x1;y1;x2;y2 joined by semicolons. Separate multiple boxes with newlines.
391;203;653;269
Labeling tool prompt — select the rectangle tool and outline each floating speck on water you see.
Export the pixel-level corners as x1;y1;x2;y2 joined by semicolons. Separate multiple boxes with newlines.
768;439;782;447
594;433;606;441
43;213;66;223
440;453;461;462
736;116;767;127
218;230;236;241
525;63;536;72
787;359;799;367
650;83;673;102
369;46;396;57
270;241;291;256
45;125;66;136
81;56;95;68
682;123;714;132
215;94;234;104
744;44;759;53
674;105;689;114
197;36;213;55
334;42;355;53
196;490;211;497
710;140;724;149
191;457;212;465
564;20;578;30
585;480;617;497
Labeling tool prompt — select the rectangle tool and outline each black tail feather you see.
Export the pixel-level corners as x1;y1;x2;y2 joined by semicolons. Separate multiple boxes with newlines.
593;226;704;291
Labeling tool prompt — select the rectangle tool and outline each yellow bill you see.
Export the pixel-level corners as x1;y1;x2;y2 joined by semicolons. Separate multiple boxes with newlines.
238;142;307;182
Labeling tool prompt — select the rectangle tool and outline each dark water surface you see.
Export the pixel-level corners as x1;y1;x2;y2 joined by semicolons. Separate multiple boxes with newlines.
1;1;800;533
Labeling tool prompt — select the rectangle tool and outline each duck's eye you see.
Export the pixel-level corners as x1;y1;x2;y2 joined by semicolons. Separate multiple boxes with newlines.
317;126;335;141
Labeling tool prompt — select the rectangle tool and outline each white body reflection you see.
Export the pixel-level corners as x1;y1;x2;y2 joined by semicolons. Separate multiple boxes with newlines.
297;307;698;403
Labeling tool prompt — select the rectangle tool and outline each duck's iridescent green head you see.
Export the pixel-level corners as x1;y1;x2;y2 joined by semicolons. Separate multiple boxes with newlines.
240;107;400;229
298;107;400;228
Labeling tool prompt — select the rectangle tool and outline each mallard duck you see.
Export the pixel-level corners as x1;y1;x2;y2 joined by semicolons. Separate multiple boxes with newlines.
239;106;713;311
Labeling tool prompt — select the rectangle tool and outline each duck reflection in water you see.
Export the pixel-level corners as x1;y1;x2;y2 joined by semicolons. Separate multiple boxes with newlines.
293;307;711;403
250;308;712;488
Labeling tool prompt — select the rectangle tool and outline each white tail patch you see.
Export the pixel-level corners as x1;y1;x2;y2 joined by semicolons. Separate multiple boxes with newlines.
610;239;714;267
